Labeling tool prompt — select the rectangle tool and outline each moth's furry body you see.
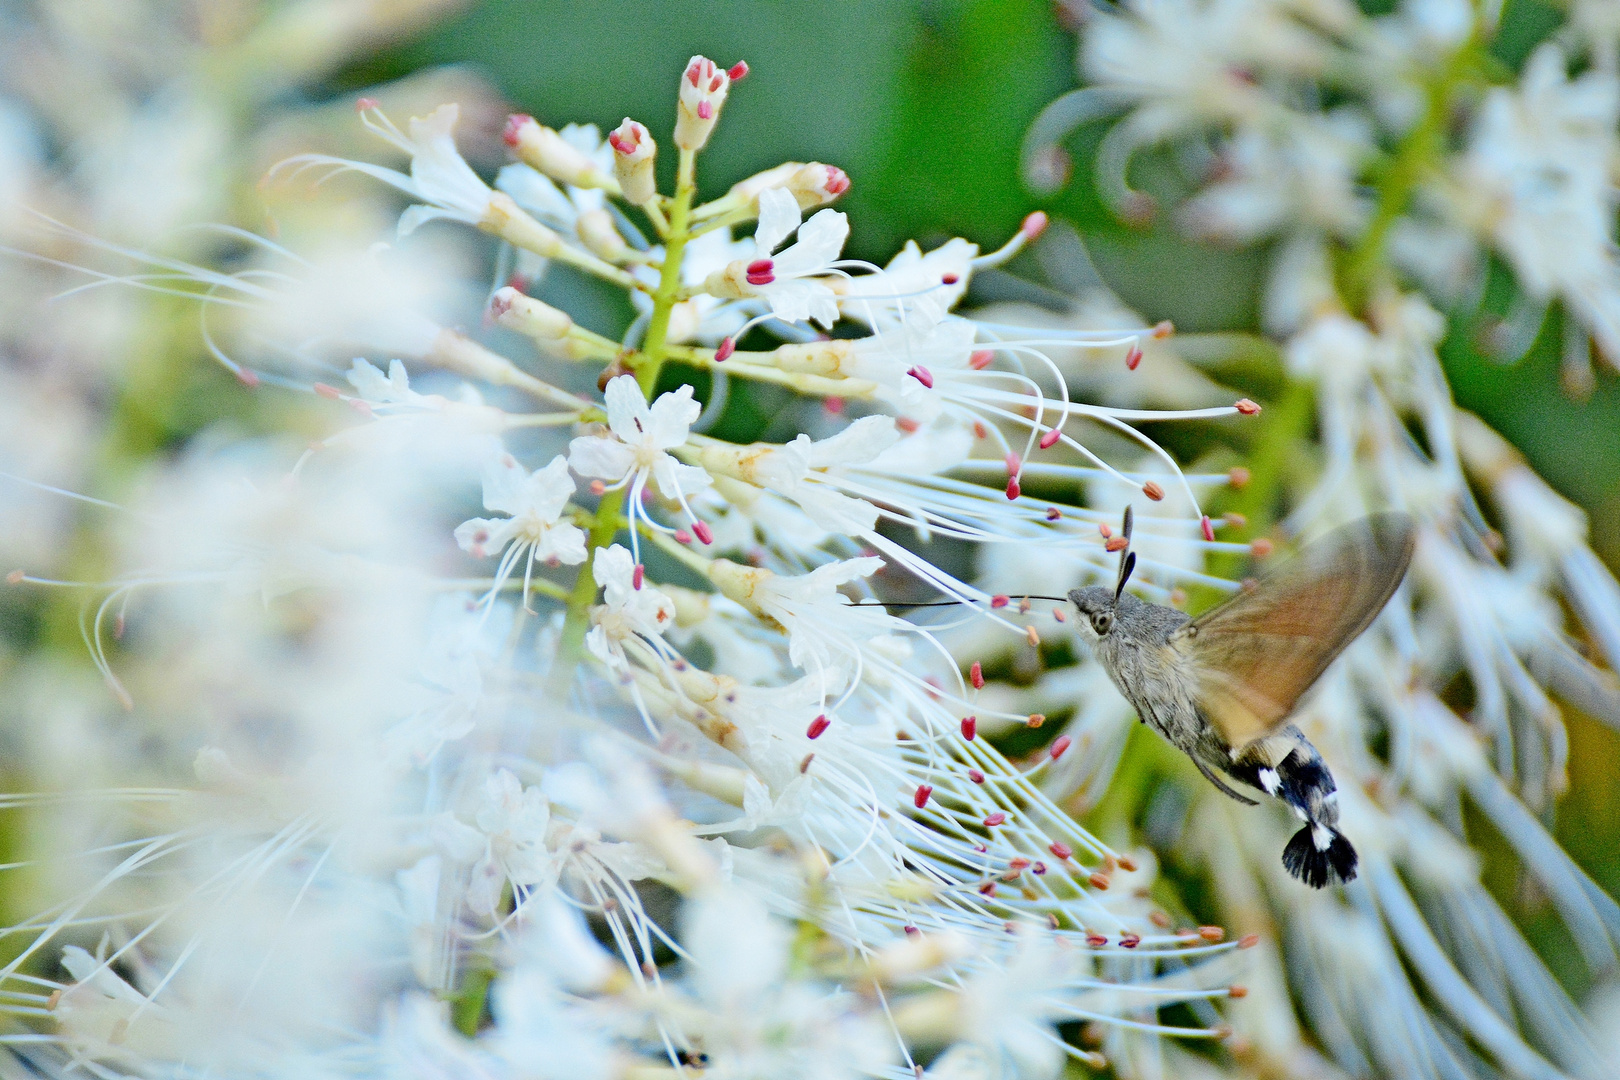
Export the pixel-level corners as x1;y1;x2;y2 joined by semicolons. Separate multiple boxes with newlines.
1060;512;1415;888
1069;588;1355;887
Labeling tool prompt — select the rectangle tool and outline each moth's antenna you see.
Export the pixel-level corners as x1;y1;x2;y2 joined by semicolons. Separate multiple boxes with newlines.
1114;505;1136;602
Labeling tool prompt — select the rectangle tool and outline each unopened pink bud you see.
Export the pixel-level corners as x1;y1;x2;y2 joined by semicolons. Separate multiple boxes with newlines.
714;337;735;362
1049;735;1072;760
693;520;714;545
1125;345;1143;370
728;61;750;80
914;784;933;808
961;716;977;740
1006;477;1021;500
697;100;713;120
504;113;534;147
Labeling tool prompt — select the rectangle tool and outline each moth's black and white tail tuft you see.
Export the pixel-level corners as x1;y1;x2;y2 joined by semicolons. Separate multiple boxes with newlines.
1282;822;1358;888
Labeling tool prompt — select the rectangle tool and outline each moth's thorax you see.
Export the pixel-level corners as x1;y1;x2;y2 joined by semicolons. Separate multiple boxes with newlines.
1067;589;1209;750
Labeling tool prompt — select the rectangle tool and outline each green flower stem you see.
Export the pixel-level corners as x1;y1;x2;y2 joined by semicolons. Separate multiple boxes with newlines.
554;149;700;679
635;148;698;397
1340;36;1484;309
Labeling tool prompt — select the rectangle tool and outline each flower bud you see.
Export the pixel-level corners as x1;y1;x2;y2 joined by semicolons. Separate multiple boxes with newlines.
489;287;572;342
608;118;657;204
675;55;740;151
787;163;851;210
576;208;630;263
504;114;617;192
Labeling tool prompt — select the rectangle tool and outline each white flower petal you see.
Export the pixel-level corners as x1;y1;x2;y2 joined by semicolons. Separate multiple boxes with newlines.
754;188;803;257
601;375;651;444
645;384;701;447
567;437;637;481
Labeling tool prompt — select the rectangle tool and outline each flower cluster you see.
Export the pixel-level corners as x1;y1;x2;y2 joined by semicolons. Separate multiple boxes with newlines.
0;57;1284;1079
1019;0;1620;1073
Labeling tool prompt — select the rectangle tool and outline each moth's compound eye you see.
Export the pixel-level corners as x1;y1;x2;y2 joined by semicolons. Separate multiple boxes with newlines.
1090;610;1113;636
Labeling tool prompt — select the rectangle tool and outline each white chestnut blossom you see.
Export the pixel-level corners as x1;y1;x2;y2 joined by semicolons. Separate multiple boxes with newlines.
456;453;586;607
736;187;849;328
568;375;714;557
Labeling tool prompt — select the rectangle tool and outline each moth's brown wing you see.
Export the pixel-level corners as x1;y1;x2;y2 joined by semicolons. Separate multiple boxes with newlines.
1173;513;1416;747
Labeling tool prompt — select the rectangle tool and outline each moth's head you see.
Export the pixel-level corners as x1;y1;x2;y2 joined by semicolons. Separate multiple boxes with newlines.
1067;586;1118;640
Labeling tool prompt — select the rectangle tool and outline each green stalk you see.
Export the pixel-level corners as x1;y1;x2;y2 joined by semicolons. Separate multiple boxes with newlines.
553;149;700;677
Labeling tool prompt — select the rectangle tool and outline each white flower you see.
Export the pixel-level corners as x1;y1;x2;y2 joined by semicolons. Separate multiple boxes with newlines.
703;415;898;533
1452;43;1620;368
840;236;977;330
455;453;586;609
568;375;713;557
751;556;896;678
744;188;850;328
461;769;558;916
285;103;494;237
585;543;678;673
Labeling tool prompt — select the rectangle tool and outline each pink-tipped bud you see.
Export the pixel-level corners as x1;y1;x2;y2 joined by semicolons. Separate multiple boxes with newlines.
674;529;693;544
1039;428;1061;449
961;715;977;740
970;661;984;689
609;118;657;203
508;116;616;191
676;55;735;150
504;113;534;147
1125;344;1143;370
1006;477;1021;500
1142;481;1165;501
914;784;933;808
728;61;750;80
990;595;1010;609
907;365;934;389
1234;398;1261;415
786;163;852;208
633;564;645;590
984;812;1006;827
806;714;830;739
490;286;573;341
1049;842;1073;860
1022;211;1049;239
693;520;714;545
1201;515;1215;542
1049;735;1072;760
969;769;985;783
969;349;995;370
